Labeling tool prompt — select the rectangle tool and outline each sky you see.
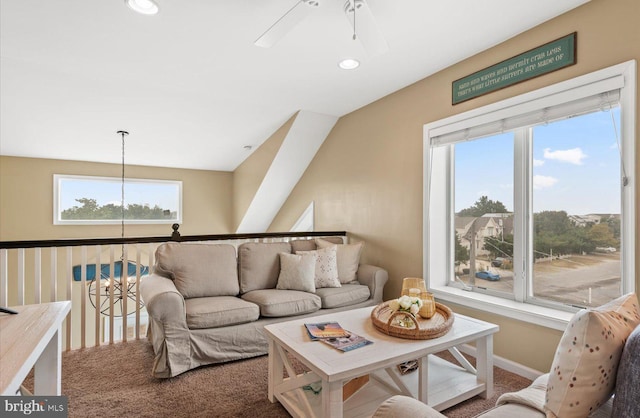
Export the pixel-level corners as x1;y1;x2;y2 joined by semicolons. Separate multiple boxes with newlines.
455;107;621;215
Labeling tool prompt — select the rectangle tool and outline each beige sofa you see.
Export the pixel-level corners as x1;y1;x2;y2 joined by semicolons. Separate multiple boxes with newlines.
374;294;640;418
140;238;388;378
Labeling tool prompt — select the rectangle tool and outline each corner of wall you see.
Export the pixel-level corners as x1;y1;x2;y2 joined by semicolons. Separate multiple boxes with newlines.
231;114;297;231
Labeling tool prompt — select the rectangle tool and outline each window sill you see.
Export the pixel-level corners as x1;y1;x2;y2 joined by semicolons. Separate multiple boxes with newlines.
430;285;574;331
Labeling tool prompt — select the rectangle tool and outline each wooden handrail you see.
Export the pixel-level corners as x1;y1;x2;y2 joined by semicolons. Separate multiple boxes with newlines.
0;225;347;249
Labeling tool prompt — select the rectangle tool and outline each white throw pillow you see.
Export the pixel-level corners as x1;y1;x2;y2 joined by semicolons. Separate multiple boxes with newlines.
316;238;363;284
276;252;316;293
544;292;640;418
297;246;341;288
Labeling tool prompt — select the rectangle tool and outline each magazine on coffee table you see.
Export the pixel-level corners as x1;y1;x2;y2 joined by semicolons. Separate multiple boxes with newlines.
305;321;350;340
320;332;373;352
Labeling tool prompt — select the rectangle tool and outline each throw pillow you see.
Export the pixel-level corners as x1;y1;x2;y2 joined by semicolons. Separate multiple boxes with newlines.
544;292;640;418
276;252;316;293
297;246;341;288
316;238;363;284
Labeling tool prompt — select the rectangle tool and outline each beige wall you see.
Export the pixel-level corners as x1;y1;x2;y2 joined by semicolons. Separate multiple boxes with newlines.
270;0;640;372
232;114;294;231
0;156;233;241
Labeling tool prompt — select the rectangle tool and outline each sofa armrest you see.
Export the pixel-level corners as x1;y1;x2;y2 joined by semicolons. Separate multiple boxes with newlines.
140;273;187;323
356;264;388;303
139;274;191;378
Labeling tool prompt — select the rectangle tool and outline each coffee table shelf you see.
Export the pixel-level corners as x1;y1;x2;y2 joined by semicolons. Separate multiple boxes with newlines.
265;306;499;418
275;354;486;417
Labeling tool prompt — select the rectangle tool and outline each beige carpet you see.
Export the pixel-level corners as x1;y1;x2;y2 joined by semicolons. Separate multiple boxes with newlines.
23;340;532;418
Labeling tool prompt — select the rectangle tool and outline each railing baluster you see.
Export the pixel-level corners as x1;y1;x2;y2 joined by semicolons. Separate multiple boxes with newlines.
108;245;115;344
135;243;141;340
122;245;128;343
50;247;57;303
17;249;24;305
65;247;72;351
80;246;87;349
34;248;42;304
95;244;101;347
0;249;7;306
147;242;154;338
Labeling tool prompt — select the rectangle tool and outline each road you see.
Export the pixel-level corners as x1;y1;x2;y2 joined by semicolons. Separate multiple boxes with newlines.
459;253;621;307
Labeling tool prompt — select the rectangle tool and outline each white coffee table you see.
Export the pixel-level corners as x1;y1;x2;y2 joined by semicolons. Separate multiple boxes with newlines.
265;306;499;418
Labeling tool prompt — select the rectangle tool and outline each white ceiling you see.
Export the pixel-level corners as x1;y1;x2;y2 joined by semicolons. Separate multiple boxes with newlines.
0;0;589;171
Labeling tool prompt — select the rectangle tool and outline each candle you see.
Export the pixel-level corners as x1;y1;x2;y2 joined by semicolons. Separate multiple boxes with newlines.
409;288;420;296
419;292;436;319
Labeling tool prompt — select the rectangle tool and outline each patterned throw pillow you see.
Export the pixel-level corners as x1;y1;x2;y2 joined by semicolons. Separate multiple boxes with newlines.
297;246;341;289
276;252;316;293
315;238;363;284
544;293;640;418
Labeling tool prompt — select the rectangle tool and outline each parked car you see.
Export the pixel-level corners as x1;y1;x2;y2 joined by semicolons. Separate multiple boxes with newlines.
595;246;616;253
475;271;500;281
491;257;505;267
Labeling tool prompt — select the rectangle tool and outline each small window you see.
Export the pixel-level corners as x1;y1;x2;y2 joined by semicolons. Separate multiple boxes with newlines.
290;202;315;232
54;175;182;225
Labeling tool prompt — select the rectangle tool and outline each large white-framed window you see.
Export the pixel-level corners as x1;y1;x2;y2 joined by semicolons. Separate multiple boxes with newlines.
54;175;182;225
424;61;636;330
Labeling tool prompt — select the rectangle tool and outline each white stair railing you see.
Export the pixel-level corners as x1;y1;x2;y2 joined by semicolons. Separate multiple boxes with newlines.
0;230;346;350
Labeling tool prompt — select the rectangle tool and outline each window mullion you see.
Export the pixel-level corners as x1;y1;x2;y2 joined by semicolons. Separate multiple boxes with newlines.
513;127;530;303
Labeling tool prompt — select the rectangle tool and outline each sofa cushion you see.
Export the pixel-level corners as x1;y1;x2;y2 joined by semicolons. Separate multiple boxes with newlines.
290;236;343;253
238;242;292;294
314;284;370;309
544;293;640;418
316;238;363;283
611;324;640;418
297;246;341;289
241;289;321;317
184;296;259;329
276;252;316;293
476;403;545;418
154;243;239;299
373;395;445;418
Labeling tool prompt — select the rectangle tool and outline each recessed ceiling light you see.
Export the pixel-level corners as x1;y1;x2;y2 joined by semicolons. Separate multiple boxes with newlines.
126;0;159;15
338;58;360;70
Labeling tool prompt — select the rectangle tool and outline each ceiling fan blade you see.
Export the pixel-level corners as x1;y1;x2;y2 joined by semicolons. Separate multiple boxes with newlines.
344;0;389;57
255;1;316;48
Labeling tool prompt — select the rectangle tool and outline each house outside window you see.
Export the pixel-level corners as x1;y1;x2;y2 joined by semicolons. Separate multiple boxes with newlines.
424;61;636;329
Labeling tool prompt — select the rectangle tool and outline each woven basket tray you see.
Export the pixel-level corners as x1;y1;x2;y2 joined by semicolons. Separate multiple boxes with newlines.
370;301;454;340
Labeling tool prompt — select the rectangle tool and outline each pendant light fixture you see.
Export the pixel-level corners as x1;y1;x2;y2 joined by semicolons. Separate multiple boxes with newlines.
86;130;146;317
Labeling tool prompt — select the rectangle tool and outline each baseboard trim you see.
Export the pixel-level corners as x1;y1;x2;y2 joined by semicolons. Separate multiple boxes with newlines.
457;344;544;382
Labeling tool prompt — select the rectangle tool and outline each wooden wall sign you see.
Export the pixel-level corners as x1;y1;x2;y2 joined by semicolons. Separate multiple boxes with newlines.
452;32;577;105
